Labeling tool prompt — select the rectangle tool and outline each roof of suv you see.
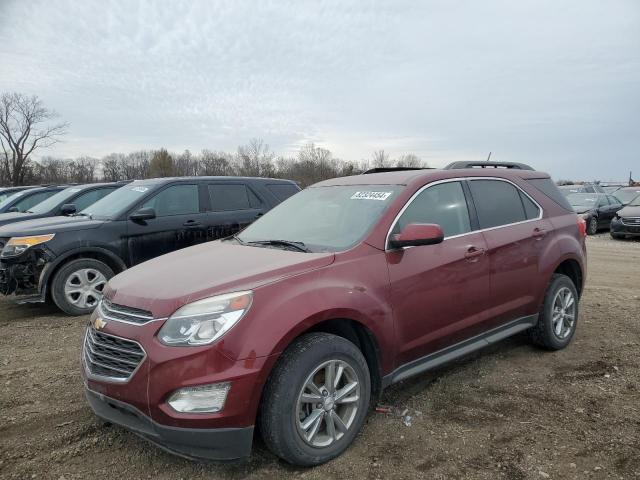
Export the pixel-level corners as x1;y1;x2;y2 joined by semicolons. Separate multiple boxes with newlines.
129;176;297;185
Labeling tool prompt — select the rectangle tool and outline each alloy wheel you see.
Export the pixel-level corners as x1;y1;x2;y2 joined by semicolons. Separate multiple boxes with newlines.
296;359;361;448
64;268;107;309
552;287;576;339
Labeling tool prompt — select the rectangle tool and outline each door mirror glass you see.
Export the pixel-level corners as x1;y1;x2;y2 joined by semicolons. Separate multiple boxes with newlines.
60;203;77;215
390;223;444;248
130;207;156;222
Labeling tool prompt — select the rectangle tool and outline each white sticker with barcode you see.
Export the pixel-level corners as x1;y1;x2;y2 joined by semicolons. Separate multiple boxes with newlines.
350;191;392;201
131;186;149;193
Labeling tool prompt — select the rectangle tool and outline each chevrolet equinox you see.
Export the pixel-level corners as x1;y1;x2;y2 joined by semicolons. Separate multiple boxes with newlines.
82;162;587;466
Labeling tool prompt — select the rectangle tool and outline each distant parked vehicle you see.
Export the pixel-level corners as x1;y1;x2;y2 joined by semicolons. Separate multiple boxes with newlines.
566;193;623;235
0;186;40;203
0;182;128;229
611;194;640;239
558;183;605;195
0;185;68;213
613;186;640;206
0;176;300;315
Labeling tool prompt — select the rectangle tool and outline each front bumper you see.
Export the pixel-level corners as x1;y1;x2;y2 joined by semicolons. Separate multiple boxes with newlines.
610;218;640;237
85;387;254;461
0;247;51;299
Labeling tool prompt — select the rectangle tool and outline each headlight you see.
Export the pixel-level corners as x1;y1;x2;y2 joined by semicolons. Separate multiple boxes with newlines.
1;234;55;257
158;291;253;346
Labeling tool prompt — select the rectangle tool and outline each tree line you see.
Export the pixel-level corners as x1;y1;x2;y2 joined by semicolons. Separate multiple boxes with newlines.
1;92;426;187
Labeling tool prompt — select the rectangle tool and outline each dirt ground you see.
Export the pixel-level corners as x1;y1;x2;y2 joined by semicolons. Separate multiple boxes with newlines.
1;233;639;480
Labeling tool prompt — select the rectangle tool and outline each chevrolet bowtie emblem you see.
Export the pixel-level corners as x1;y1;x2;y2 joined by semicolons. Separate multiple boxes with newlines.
93;316;107;330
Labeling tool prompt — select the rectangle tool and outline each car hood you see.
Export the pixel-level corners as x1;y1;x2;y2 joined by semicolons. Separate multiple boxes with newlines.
0;211;48;228
0;215;105;238
105;241;336;318
572;207;594;215
617;205;640;217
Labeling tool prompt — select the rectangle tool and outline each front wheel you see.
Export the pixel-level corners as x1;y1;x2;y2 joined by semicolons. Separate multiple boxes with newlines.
259;333;371;466
51;258;114;315
587;217;598;235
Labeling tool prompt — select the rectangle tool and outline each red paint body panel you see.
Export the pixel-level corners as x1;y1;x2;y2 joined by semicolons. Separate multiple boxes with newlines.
84;167;587;442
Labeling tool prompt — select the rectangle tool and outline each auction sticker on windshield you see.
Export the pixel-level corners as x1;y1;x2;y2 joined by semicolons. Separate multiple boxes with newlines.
131;186;149;193
350;191;393;201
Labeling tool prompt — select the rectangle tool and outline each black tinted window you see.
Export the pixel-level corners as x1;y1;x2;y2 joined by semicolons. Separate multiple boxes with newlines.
519;191;540;220
15;191;57;212
267;183;300;202
74;188;116;211
469;180;526;229
142;184;199;216
209;184;252;211
527;178;573;211
607;195;622;207
395;181;471;237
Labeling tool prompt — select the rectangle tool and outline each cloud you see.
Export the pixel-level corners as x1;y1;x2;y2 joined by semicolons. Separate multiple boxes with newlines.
0;0;638;179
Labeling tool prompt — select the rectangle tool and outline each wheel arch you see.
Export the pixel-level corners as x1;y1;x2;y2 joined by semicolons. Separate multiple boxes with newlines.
553;258;584;297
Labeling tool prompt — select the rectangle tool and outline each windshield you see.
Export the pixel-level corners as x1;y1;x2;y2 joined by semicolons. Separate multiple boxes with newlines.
629;194;640;207
28;186;83;214
614;189;640;204
0;191;25;210
81;183;154;219
567;194;598;208
0;192;13;203
237;185;402;252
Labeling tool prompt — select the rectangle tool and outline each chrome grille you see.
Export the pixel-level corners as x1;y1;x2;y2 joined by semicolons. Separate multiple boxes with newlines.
99;298;154;325
83;327;145;382
621;217;640;226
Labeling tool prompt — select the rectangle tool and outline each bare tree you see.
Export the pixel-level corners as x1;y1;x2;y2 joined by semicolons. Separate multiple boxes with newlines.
0;93;68;185
371;149;392;168
396;153;427;168
237;138;275;177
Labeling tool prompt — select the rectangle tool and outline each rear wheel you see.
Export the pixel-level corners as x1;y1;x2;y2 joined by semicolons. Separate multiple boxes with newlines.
51;258;114;315
529;274;579;350
259;333;371;466
587;217;598;235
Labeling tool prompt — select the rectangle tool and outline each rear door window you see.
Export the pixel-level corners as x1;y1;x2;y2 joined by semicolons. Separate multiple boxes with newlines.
73;188;117;212
142;184;199;216
394;181;472;237
468;180;528;229
267;183;301;202
519;191;540;220
208;184;255;211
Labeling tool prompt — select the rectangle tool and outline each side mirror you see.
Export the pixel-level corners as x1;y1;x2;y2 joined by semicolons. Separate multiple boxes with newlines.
390;223;444;249
129;207;156;222
8;207;19;213
60;203;77;215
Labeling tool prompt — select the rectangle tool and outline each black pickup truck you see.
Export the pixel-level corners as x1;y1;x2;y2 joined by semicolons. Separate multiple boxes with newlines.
0;176;300;315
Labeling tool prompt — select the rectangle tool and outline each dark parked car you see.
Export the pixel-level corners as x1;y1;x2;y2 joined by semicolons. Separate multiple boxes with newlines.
0;185;67;213
81;162;586;465
558;183;605;195
613;186;640;206
567;193;622;235
0;182;127;229
0;176;299;315
611;194;640;239
0;186;40;203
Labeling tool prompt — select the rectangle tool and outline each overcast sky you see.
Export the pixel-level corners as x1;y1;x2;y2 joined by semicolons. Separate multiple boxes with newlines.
1;0;638;180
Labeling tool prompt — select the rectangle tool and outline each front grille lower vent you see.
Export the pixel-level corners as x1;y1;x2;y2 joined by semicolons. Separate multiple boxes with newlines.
83;327;145;381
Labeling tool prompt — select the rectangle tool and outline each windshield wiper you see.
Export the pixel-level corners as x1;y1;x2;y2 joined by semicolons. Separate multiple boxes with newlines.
246;239;311;253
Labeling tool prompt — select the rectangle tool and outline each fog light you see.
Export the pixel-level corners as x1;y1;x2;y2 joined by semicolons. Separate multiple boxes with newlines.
167;382;231;413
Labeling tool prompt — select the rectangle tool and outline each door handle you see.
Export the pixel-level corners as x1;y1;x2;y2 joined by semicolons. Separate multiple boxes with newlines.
532;227;547;239
464;246;486;261
183;220;203;228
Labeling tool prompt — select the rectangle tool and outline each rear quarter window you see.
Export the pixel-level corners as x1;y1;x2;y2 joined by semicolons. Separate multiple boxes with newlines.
527;178;573;211
266;183;301;202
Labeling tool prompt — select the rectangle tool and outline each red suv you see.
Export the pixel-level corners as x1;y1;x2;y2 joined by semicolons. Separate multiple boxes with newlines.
82;162;587;466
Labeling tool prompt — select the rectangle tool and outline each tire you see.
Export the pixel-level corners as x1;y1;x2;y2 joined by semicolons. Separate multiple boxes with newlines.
587;217;598;235
610;233;625;240
259;333;371;466
51;258;114;316
529;274;579;350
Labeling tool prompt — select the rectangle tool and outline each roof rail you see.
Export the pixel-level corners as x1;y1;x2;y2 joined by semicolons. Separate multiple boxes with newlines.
363;167;431;174
444;161;534;171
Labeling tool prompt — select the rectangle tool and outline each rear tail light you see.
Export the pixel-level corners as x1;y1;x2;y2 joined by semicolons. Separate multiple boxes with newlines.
577;216;587;237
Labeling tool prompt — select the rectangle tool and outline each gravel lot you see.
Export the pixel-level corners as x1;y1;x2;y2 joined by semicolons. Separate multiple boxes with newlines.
1;234;639;480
